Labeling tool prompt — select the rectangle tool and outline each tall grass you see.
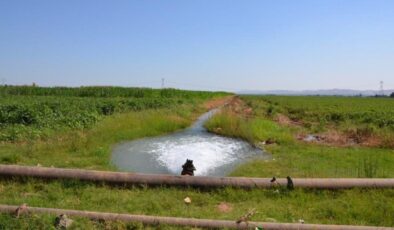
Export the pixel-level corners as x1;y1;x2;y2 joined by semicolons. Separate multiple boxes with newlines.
205;110;293;145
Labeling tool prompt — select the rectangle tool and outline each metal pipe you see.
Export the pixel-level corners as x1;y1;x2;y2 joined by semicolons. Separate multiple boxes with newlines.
0;204;392;230
0;164;393;189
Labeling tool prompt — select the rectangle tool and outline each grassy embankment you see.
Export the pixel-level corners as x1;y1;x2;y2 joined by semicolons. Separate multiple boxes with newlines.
0;89;393;229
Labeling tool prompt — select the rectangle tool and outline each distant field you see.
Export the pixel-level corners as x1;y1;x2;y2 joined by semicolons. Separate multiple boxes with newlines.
259;96;394;129
0;85;223;98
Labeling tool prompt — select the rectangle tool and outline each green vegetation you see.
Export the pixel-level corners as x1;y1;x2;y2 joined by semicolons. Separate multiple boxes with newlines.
0;86;227;141
205;96;394;178
0;85;228;168
255;96;394;147
0;91;393;229
0;179;393;229
259;96;394;129
0;85;222;98
0;109;197;169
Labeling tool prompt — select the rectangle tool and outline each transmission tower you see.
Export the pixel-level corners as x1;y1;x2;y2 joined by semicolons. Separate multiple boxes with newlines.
380;81;384;96
161;78;165;88
0;78;5;86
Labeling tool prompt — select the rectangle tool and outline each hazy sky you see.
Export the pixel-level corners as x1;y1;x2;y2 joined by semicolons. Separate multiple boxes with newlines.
1;0;393;91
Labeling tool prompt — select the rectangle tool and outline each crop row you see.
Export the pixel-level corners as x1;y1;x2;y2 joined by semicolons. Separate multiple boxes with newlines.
0;85;227;99
257;96;394;129
0;96;208;141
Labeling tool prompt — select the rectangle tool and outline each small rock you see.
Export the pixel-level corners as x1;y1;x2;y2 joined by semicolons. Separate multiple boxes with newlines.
55;214;73;229
184;197;191;204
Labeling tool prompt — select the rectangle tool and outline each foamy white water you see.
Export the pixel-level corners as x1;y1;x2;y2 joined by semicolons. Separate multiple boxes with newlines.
151;135;253;175
112;109;269;176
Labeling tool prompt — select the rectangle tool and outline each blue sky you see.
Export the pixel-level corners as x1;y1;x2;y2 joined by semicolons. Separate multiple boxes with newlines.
1;0;393;91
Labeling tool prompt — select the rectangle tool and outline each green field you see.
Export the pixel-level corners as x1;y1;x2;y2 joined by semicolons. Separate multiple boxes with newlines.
0;86;227;142
0;89;393;229
260;96;394;129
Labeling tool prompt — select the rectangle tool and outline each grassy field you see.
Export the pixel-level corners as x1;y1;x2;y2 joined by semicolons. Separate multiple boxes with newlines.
0;90;393;229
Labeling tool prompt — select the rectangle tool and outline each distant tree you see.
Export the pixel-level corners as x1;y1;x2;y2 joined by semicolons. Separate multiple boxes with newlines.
391;92;394;98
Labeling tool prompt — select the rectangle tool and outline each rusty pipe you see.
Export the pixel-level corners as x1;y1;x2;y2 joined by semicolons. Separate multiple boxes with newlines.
0;164;393;189
0;204;392;230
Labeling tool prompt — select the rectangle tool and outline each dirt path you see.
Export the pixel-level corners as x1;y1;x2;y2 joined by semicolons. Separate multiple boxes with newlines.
203;95;234;110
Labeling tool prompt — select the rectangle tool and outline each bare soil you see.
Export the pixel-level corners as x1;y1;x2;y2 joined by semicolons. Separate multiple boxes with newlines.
223;96;253;117
275;114;302;126
272;112;386;147
204;96;234;110
217;202;233;213
296;129;386;148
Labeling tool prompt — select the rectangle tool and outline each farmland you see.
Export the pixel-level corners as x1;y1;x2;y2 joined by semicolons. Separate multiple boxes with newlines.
260;96;394;131
0;89;393;229
0;86;228;142
247;95;394;148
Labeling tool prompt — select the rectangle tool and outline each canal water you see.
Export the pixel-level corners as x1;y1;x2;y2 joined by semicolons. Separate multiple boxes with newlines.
111;108;270;176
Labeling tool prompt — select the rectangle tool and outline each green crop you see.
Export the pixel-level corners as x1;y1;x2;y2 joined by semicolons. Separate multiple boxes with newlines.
258;96;394;129
0;86;229;141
